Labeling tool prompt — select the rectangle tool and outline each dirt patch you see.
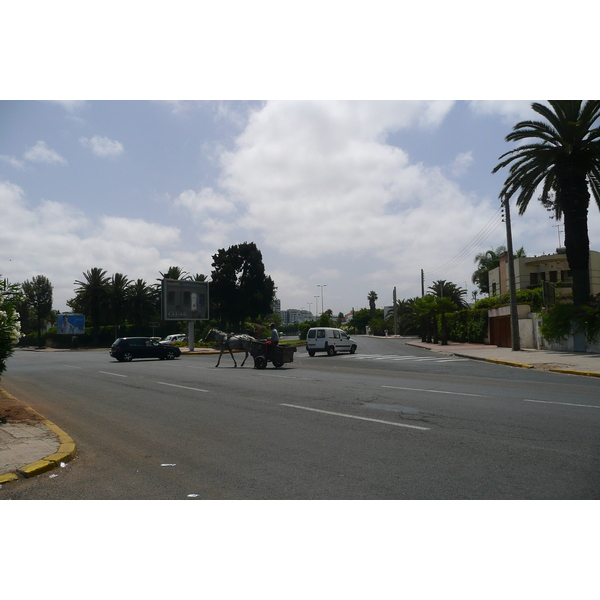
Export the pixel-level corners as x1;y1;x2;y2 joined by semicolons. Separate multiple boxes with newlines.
0;388;45;424
530;363;572;371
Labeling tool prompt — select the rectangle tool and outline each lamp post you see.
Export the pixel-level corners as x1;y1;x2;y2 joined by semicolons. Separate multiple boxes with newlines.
314;296;320;319
317;285;327;316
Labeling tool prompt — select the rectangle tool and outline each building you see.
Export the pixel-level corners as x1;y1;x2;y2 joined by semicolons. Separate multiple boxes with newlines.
488;248;600;297
279;309;314;325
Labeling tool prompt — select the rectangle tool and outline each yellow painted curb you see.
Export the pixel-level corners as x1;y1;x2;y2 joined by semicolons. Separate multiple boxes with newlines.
0;472;20;484
17;459;55;478
549;369;600;378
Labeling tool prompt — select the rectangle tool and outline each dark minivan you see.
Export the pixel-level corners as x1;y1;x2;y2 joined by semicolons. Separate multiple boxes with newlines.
110;337;181;362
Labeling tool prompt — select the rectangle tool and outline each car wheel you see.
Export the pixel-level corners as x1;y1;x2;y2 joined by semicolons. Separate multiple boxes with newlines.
327;345;336;356
123;352;133;362
166;349;175;360
254;355;268;369
350;345;357;354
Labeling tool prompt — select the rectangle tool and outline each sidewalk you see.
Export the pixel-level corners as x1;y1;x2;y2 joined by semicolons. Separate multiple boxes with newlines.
404;339;600;377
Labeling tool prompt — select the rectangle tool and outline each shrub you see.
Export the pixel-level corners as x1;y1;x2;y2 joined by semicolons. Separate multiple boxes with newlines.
446;309;488;343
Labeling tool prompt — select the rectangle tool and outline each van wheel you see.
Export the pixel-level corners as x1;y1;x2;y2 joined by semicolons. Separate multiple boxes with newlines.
327;345;336;356
350;345;357;354
308;350;315;357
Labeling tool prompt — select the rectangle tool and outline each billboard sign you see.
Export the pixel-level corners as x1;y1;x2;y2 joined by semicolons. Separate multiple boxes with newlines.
57;313;86;334
161;279;209;321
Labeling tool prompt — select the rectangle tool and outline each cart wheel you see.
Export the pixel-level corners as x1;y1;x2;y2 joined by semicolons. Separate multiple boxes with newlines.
273;361;284;368
254;355;268;369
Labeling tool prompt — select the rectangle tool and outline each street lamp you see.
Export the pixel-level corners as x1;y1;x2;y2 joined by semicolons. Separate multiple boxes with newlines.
317;285;327;316
314;296;320;319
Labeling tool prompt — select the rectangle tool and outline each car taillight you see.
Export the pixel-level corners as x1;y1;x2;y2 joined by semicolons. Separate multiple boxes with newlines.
113;345;121;351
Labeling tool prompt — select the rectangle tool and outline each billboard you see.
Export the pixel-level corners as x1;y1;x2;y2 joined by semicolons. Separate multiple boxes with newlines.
161;279;209;321
57;313;86;334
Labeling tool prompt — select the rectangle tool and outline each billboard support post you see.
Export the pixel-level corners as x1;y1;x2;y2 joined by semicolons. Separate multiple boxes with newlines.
188;321;195;352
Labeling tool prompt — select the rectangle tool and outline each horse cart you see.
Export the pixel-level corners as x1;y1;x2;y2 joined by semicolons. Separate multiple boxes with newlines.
250;341;296;369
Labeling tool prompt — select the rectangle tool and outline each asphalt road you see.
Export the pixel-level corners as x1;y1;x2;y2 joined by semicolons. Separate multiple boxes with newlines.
2;336;599;499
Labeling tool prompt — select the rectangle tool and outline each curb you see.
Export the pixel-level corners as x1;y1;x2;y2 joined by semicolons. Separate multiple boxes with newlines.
0;390;77;483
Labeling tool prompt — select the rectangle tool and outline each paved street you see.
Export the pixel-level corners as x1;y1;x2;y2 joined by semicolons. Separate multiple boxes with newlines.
1;336;599;499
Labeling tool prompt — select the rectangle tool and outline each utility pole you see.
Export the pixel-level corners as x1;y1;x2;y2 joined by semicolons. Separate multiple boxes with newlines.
393;286;398;336
421;269;425;297
503;196;520;351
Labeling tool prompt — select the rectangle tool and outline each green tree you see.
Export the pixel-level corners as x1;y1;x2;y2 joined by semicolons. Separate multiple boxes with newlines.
493;100;600;306
108;273;131;338
472;245;526;295
70;268;110;345
413;295;437;343
158;266;190;281
210;242;276;331
434;296;458;346
21;275;53;348
428;280;469;309
367;291;378;318
127;279;159;332
0;277;23;378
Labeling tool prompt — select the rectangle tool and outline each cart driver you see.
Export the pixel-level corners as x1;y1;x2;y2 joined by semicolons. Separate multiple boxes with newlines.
266;323;279;359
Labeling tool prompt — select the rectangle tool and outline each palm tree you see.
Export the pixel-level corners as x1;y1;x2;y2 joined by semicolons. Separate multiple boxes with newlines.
158;266;190;281
367;291;378;318
413;295;437;343
127;279;159;333
428;280;469;309
472;246;526;295
434;297;458;346
493;100;600;306
72;268;110;344
108;273;131;338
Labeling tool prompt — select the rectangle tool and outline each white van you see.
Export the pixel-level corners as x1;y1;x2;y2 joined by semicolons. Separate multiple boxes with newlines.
306;327;357;356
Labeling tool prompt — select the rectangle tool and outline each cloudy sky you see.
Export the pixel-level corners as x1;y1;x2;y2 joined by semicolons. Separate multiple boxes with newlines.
2;99;600;316
2;3;597;320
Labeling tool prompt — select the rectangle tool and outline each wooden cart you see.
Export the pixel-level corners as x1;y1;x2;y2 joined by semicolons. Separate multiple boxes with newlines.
249;341;296;369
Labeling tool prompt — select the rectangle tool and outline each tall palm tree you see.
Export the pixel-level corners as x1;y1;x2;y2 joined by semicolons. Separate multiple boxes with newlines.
108;273;131;338
127;279;159;333
367;291;378;318
158;266;190;281
492;100;600;306
428;280;469;309
72;268;110;344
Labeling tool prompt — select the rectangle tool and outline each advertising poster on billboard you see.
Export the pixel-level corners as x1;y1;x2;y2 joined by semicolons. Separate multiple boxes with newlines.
57;313;86;334
161;279;209;321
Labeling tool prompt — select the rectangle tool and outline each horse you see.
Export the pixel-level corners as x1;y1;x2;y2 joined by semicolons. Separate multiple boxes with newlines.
202;328;257;367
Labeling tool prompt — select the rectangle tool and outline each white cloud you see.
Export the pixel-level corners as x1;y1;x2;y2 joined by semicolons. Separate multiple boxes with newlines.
0;180;204;312
80;135;124;157
450;151;473;178
23;141;67;165
0;154;25;170
215;101;484;263
173;188;236;218
468;100;537;123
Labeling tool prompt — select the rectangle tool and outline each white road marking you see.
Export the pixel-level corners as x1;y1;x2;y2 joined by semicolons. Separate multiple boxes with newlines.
280;404;430;430
382;385;485;397
523;399;600;409
157;382;209;393
98;371;128;377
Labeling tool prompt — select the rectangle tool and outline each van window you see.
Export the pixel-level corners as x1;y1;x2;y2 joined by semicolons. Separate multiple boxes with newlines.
317;330;325;338
333;330;340;338
307;330;316;338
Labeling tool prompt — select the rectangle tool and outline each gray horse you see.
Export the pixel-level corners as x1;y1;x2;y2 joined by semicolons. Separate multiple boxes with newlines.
203;328;257;367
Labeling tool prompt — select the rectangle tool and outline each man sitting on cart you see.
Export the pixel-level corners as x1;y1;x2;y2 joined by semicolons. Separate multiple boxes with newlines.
265;323;279;359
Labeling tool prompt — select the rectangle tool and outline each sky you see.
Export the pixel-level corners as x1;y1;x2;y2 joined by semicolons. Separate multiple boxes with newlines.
1;2;598;320
3;99;599;317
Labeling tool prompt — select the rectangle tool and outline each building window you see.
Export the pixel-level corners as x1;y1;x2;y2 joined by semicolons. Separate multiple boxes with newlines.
492;282;497;296
549;270;558;283
561;270;572;282
530;273;538;286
